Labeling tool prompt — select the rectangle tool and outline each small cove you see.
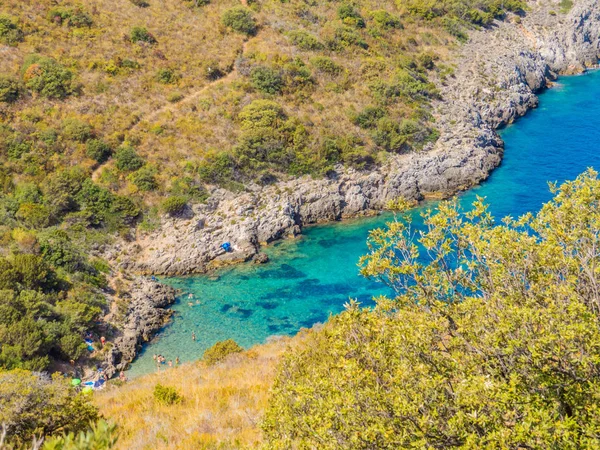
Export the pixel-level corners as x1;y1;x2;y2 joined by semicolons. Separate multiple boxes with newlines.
128;69;600;378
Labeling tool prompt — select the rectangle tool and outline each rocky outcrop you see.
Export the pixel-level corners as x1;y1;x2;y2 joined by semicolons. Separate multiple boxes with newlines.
103;278;176;377
111;0;600;276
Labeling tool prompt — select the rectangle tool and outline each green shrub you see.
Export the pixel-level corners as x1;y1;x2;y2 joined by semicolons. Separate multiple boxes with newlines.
185;0;210;6
310;56;342;75
155;68;178;84
153;384;183;405
202;339;243;366
62;119;93;142
417;53;435;70
128;166;157;191
338;4;365;28
161;196;188;216
370;10;402;30
110;195;141;225
130;26;156;44
15;203;52;229
0;75;20;103
287;30;323;51
129;0;150;6
221;7;257;36
0;370;99;446
264;172;600;449
22;55;75;99
42;420;119;450
250;66;283;95
167;91;184;103
333;26;368;49
47;7;93;28
198;151;235;184
352;106;386;129
115;146;144;172
0;15;23;45
86;139;112;163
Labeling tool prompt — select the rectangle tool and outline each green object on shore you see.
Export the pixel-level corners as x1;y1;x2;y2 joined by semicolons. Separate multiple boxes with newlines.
71;378;81;386
82;386;93;394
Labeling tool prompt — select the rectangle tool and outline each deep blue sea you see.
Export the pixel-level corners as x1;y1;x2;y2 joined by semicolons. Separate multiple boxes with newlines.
128;70;600;377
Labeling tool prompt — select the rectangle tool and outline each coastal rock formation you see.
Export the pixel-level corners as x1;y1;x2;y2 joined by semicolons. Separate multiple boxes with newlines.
103;278;176;377
113;0;600;276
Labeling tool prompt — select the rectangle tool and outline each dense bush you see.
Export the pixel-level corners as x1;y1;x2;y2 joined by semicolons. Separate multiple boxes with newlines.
0;75;20;103
338;4;366;28
130;26;156;44
41;420;119;450
62;119;93;142
250;66;283;95
352;106;386;129
155;68;178;84
86;139;112;163
153;384;183;405
202;339;243;366
402;0;526;24
128;166;157;191
264;171;600;449
0;370;99;445
115;146;144;172
161;196;187;216
287;30;323;51
0;15;23;46
221;7;257;36
22;55;75;99
332;26;368;49
47;7;93;28
310;56;342;75
370;10;402;29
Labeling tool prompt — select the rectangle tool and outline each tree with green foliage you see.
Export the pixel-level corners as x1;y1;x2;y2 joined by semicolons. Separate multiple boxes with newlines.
0;15;23;46
0;75;20;103
114;146;144;172
161;196;187;216
130;26;156;44
41;420;118;450
263;170;600;449
202;339;243;366
22;55;75;99
221;7;257;36
128;166;157;192
86;139;112;163
153;384;183;405
0;370;99;445
250;66;283;95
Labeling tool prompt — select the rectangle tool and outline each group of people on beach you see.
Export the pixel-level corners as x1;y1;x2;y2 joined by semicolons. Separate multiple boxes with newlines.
153;354;180;369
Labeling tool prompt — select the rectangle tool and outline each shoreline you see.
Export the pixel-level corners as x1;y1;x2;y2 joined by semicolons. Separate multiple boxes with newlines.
112;0;600;277
103;0;600;375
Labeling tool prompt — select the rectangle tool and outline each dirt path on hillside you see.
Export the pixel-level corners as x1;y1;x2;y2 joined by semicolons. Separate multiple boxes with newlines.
91;39;249;182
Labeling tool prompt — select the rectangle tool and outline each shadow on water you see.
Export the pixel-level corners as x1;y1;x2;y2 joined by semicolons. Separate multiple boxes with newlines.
128;70;600;378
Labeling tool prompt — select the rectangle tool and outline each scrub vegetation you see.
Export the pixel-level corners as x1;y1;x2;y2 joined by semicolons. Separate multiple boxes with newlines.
2;0;570;446
92;170;600;449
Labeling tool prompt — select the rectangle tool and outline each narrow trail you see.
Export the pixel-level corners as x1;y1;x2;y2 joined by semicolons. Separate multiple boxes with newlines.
130;39;249;131
91;39;250;182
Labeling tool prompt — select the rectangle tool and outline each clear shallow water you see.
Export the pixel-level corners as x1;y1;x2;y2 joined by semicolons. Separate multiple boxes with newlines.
128;70;600;377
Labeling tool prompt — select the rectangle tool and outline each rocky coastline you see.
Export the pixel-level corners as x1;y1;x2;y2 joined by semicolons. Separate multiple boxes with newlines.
103;278;177;377
109;0;600;278
103;0;600;373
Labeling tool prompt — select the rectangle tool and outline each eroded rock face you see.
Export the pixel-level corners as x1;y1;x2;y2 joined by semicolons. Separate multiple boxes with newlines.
112;0;600;277
103;278;176;377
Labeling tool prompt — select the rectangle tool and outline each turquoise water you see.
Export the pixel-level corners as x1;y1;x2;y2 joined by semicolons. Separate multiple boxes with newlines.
128;70;600;377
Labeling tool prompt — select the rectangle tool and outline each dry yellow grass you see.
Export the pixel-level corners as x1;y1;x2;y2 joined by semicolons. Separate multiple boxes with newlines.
94;335;305;449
